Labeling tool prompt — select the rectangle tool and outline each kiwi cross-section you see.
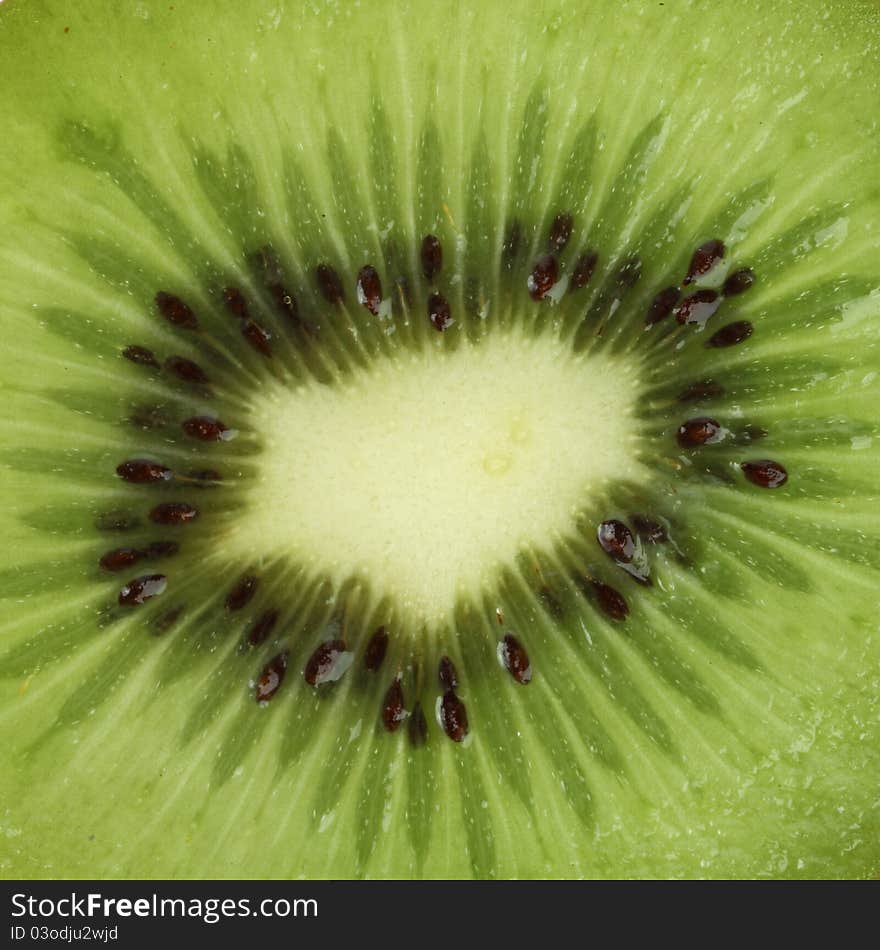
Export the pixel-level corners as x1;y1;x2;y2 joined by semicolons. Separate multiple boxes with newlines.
1;0;878;879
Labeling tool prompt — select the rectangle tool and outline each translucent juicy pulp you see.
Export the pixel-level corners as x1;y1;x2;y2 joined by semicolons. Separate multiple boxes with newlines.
0;0;878;881
236;333;644;624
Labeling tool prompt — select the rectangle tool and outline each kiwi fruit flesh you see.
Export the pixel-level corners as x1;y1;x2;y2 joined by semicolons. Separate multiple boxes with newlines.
1;0;878;879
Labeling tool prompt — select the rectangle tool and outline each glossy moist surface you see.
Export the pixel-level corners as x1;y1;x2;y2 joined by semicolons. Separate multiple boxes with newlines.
0;0;879;878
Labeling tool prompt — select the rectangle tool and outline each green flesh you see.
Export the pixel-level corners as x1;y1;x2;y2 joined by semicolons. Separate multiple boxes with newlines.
1;0;879;879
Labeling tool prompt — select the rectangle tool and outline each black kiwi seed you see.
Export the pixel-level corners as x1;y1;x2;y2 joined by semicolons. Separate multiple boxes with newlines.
223;286;249;319
315;263;344;303
597;519;636;563
155;291;199;331
439;690;468;743
706;320;753;347
149;502;198;525
427;292;453;331
676;417;724;448
590;579;630;621
740;459;788;488
631;515;668;544
364;626;389;671
304;640;349;686
527;254;558;300
408;701;428;747
548;211;573;251
356;265;383;315
420;234;442;280
381;678;406;732
678;379;725;402
225;575;259;611
118;573;167;607
116;459;173;483
682;238;725;286
246;608;280;648
255;651;289;703
164;355;209;384
673;289;721;326
99;547;143;572
499;633;532;684
182;416;231;441
241;320;273;358
143;540;179;560
438;655;458;690
570;250;599;290
122;345;159;368
644;287;680;326
722;268;755;296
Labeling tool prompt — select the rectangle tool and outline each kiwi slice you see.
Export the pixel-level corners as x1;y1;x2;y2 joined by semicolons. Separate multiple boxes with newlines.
1;0;878;879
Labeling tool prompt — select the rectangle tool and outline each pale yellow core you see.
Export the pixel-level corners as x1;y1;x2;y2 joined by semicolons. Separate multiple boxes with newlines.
230;330;643;625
